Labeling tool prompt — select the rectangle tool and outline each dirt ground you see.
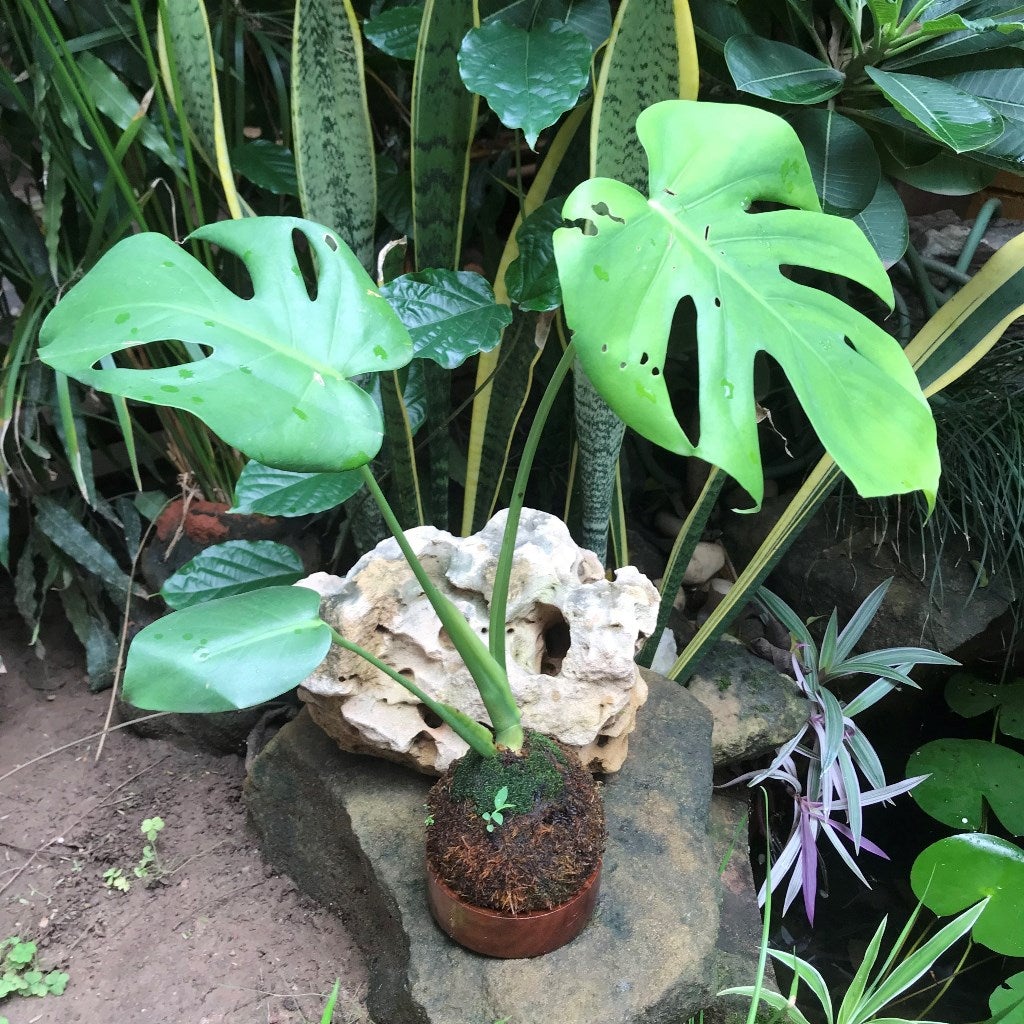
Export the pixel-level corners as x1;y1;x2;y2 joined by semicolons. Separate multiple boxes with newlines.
0;592;369;1024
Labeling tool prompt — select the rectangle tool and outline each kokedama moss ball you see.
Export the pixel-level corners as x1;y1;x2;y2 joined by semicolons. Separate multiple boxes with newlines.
425;731;605;914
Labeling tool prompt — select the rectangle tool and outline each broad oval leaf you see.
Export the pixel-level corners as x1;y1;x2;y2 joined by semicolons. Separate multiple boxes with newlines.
725;36;845;105
853;177;909;268
160;540;305;610
123;586;331;712
363;4;425;59
37;217;414;473
483;0;612;50
231;460;364;516
380;269;512;369
991;972;1024;1023
946;671;1024;740
505;199;564;312
229;140;298;195
911;834;1024;955
908;738;1024;835
554;100;939;509
789;109;880;216
458;20;592;149
866;68;1005;154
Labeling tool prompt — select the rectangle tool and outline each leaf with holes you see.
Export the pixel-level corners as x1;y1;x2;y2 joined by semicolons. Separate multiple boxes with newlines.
908;738;1024;835
160;540;305;609
37;217;413;473
946;672;1024;740
554;100;939;508
123;586;331;713
912;834;1024;956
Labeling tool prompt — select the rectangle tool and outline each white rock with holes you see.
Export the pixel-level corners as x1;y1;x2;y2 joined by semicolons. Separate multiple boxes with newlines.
296;508;659;774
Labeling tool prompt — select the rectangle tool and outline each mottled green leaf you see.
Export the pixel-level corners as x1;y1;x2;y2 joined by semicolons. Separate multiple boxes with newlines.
725;36;844;104
161;540;305;609
505;199;564;311
231;461;364;516
458;20;592;149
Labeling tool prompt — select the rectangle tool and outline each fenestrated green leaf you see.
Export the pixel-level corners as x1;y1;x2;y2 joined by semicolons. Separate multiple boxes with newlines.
483;0;612;49
33;495;134;595
364;4;425;59
912;834;1024;955
725;36;844;104
866;67;1005;153
381;270;512;368
293;0;376;269
946;672;1024;740
38;217;413;473
232;460;364;516
789;109;880;216
853;177;909;268
505;199;564;311
229;140;298;196
123;586;332;712
990;973;1024;1023
458;20;592;149
554;100;939;510
908;738;1024;834
161;540;305;609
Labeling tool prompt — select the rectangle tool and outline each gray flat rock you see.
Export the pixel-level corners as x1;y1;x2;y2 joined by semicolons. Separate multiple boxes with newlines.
245;673;723;1024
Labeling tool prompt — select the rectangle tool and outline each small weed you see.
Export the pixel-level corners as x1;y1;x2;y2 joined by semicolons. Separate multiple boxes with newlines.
103;816;169;893
103;867;131;893
0;936;69;1009
481;786;515;833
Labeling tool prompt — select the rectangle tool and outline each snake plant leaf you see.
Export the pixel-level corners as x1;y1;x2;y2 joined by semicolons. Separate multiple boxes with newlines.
231;460;364;517
37;217;413;473
554;100;939;509
946;673;1024;740
123;586;331;713
725;36;845;104
161;540;305;610
911;834;1024;956
458;20;592;149
380;270;512;369
866;68;1005;154
505;199;565;312
364;4;425;59
853;177;909;268
908;738;1024;834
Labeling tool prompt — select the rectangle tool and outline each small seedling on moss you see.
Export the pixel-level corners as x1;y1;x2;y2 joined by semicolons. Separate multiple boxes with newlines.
481;787;515;832
0;935;69;1002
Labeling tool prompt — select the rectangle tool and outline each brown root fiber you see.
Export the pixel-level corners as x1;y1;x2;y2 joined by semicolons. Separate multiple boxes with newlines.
425;732;605;914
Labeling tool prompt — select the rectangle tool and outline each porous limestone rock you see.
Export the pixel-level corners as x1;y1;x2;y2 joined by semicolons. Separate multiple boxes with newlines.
297;508;659;774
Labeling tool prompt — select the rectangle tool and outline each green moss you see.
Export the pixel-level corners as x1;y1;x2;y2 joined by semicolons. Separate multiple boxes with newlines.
716;676;732;692
451;732;567;818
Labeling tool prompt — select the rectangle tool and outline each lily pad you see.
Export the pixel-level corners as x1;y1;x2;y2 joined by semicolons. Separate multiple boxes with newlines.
911;834;1024;956
946;671;1024;740
990;972;1024;1024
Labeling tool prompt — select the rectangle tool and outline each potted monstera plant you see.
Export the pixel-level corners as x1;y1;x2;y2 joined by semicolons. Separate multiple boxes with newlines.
38;100;939;958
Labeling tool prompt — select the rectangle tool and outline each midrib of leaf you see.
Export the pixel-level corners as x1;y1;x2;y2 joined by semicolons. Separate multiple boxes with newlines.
196;616;323;659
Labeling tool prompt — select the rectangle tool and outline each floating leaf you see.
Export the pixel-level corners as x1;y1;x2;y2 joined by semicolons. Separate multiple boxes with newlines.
908;738;1024;835
554;100;939;509
380;269;512;369
38;217;413;473
231;460;364;517
946;671;1024;740
725;36;844;105
991;972;1024;1024
123;586;332;713
458;20;592;149
912;834;1024;955
160;540;305;609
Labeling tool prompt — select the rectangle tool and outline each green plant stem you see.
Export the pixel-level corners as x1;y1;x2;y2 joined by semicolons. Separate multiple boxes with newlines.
917;937;973;1020
357;464;524;750
488;338;577;667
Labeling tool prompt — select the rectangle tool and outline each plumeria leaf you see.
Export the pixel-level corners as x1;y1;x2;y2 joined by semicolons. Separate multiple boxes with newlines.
725;36;845;105
38;217;413;472
854;177;910;269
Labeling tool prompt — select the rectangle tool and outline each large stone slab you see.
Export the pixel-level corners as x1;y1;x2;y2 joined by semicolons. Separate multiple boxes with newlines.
245;673;721;1024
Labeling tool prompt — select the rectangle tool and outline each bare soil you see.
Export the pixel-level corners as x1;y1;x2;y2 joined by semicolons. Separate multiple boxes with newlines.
0;594;369;1024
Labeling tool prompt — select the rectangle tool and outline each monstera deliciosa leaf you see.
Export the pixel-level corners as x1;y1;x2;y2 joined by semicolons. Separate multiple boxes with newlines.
553;100;940;508
38;217;413;473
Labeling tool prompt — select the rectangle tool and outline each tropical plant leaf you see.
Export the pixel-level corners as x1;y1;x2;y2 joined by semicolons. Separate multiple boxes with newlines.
990;973;1024;1024
908;738;1024;834
231;461;364;517
458;19;592;149
789;109;880;216
160;540;305;610
123;586;332;712
725;36;845;104
854;177;910;268
554;100;939;509
912;834;1024;956
38;217;413;473
229;140;298;196
364;4;425;59
946;672;1024;740
380;270;512;369
866;68;1005;153
483;0;613;49
505;200;565;311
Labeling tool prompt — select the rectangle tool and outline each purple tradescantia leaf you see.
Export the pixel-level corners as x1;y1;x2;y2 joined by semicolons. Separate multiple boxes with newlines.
817;816;875;888
829;820;889;859
800;810;819;922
